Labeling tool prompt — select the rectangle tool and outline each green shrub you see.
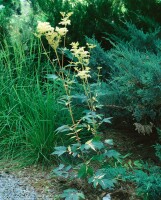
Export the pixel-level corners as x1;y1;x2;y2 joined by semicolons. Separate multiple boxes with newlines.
110;46;160;124
87;23;161;130
126;164;161;200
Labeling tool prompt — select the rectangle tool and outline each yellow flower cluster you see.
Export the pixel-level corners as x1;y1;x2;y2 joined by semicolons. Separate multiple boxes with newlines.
86;43;96;49
69;42;97;80
70;42;90;66
36;12;73;50
75;67;91;80
37;21;54;36
36;12;97;81
55;27;68;36
59;12;73;26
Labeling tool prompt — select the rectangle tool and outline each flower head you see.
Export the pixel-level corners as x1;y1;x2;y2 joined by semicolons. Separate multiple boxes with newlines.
59;17;71;26
36;21;67;50
37;21;54;36
87;43;96;49
76;67;91;80
70;43;90;66
55;27;68;36
70;42;79;50
59;12;73;26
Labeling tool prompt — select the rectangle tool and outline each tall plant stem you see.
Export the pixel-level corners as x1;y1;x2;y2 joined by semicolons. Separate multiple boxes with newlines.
40;39;81;143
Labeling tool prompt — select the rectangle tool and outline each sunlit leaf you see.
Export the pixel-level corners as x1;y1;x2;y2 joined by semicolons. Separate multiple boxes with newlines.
104;139;113;145
101;117;112;124
99;179;116;189
51;146;67;156
55;125;72;133
86;139;104;151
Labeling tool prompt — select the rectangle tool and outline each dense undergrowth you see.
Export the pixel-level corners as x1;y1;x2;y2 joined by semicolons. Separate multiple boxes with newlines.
0;0;161;199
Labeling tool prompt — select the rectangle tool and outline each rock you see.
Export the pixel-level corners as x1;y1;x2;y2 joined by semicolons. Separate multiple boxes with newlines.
103;193;111;200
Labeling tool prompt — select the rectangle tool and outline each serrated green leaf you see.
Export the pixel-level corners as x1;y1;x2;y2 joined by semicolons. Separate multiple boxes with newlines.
104;150;121;159
88;173;105;188
78;164;94;179
53;164;72;178
85;140;96;151
99;179;115;189
86;139;104;151
51;146;67;156
92;141;104;150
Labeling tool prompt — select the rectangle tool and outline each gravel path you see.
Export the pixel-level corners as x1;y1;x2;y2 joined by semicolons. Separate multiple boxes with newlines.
0;173;38;200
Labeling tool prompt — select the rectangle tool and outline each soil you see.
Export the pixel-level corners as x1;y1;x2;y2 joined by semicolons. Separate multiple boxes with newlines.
0;129;158;200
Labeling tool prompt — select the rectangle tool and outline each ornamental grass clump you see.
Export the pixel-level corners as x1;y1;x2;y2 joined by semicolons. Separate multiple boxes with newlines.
0;36;73;166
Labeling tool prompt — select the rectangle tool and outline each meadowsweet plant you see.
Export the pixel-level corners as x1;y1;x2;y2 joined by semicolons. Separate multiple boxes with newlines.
36;12;121;198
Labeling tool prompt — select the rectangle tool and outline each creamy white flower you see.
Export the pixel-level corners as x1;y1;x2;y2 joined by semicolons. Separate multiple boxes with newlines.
59;17;71;26
55;27;68;36
37;21;54;35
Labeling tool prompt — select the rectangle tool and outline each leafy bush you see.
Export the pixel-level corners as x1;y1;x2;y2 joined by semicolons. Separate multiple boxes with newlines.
126;164;161;200
110;46;160;124
87;23;161;130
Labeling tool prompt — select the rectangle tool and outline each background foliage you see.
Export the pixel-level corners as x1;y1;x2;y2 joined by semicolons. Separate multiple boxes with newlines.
87;23;161;129
31;0;161;46
0;1;161;199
